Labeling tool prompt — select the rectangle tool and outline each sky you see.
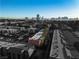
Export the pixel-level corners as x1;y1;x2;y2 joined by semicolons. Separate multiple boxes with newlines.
0;0;79;18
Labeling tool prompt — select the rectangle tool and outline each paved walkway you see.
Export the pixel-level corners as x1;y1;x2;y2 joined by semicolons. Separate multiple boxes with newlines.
57;30;65;59
50;30;65;59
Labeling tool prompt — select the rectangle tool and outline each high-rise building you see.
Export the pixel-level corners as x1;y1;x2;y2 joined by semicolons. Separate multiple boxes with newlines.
36;14;40;21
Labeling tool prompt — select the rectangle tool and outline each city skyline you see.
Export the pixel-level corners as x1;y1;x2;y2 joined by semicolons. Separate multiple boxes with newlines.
0;0;79;18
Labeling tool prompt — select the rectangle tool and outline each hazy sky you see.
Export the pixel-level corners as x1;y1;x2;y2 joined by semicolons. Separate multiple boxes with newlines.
0;0;79;18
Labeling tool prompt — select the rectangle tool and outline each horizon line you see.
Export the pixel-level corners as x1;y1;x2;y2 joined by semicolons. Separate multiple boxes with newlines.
0;16;79;19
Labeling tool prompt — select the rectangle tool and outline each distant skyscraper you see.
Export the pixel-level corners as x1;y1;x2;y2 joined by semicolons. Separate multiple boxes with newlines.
25;17;28;20
36;14;40;21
